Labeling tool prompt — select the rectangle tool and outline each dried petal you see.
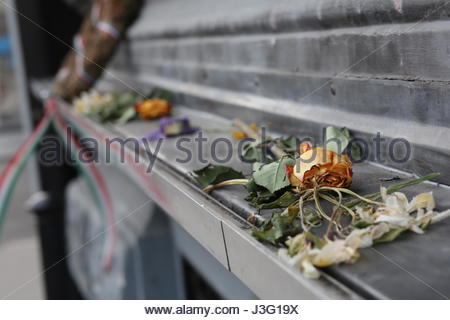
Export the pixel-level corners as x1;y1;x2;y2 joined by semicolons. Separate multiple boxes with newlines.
410;225;424;234
346;223;390;248
380;186;388;202
375;215;410;228
285;233;307;257
431;209;450;224
292;147;353;188
407;192;435;213
299;141;311;154
312;240;359;267
279;248;320;279
355;206;375;224
371;223;391;240
384;192;409;213
73;90;113;115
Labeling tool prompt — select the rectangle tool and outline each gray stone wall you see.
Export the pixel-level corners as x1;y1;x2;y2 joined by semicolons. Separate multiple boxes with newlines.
109;0;450;183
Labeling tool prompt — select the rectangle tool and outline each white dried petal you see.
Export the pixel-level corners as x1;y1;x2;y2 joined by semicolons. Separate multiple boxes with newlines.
410;225;424;234
279;248;320;279
73;90;113;115
384;192;409;213
375;214;411;228
301;258;320;279
407;192;435;213
312;240;359;267
346;228;372;248
415;211;433;228
355;206;375;223
431;209;450;224
371;223;391;240
380;186;388;201
346;223;390;249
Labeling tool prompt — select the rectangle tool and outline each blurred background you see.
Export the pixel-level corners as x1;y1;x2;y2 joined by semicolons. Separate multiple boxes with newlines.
0;1;256;300
0;2;43;299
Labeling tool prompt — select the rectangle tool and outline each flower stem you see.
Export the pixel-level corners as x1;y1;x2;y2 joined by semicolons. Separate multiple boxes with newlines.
320;187;383;205
202;179;249;193
344;173;441;208
316;189;346;239
319;193;356;218
298;191;313;231
313;189;331;222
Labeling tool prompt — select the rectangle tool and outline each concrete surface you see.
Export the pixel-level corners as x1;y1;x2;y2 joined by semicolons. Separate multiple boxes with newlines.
111;0;450;186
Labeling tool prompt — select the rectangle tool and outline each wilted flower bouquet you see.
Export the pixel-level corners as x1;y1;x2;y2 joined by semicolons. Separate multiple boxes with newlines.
193;121;450;278
72;89;172;124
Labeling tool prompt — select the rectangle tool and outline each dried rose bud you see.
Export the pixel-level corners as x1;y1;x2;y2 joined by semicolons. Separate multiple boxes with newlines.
288;144;353;188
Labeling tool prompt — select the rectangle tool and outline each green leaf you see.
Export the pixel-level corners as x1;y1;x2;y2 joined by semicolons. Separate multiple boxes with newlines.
350;141;362;161
115;107;137;125
282;136;298;150
147;88;173;101
258;191;299;209
117;92;139;108
245;181;280;208
276;136;298;153
325;126;350;154
252;208;301;246
243;139;271;163
252;157;296;193
352;220;372;229
91;92;140;123
286;233;307;256
193;164;245;187
303;209;322;227
158;91;173;102
245;179;259;193
325;126;362;159
374;228;405;243
304;232;326;249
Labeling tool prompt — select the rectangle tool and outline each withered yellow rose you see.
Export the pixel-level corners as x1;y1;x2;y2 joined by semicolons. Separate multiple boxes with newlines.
289;143;353;188
135;98;172;120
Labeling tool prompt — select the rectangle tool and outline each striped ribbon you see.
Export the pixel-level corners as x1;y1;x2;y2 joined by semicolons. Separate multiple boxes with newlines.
61;106;169;207
0;99;115;271
0;108;53;225
52;102;115;270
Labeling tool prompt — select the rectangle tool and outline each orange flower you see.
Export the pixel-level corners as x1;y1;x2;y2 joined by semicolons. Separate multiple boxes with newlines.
288;143;352;188
135;99;171;120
